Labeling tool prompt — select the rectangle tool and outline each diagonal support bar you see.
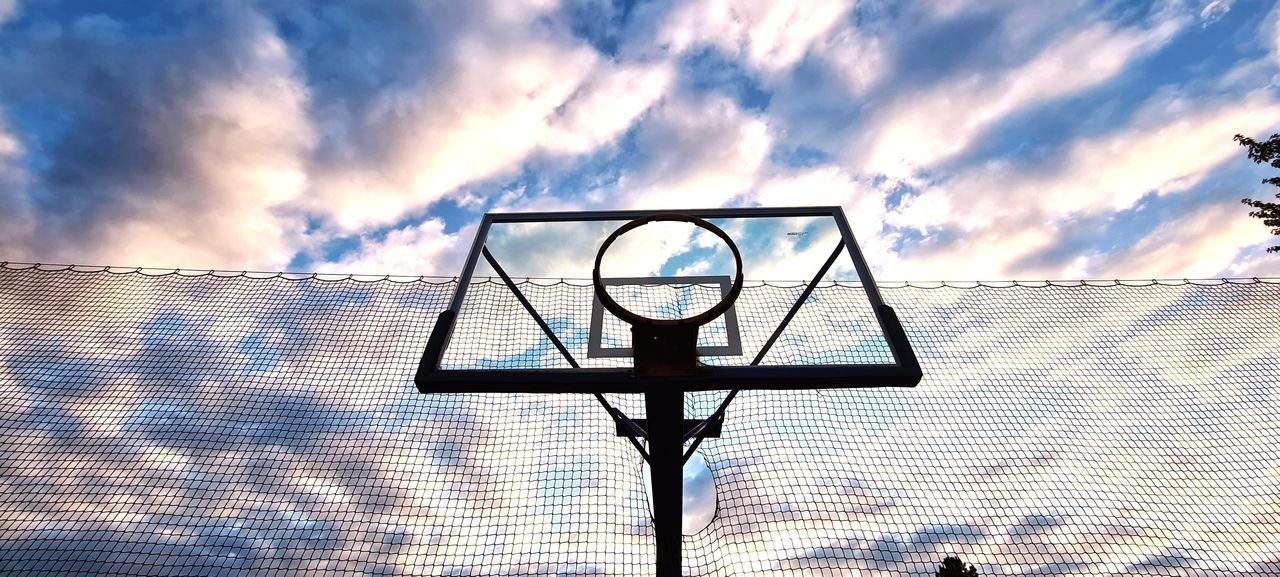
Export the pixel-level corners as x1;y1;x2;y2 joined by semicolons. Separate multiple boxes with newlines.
597;394;651;462
615;417;721;438
482;246;651;460
682;240;846;461
482;246;579;368
751;240;845;365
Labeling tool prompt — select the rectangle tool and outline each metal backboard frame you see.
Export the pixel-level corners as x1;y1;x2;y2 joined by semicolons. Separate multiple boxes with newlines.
415;206;922;393
588;275;743;359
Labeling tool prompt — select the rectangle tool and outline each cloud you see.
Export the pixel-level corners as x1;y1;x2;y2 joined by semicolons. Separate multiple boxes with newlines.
323;218;467;276
475;164;899;283
1090;201;1270;278
0;5;313;270
611;94;771;209
304;33;597;231
0;116;34;253
473;219;708;280
0;0;16;27
299;1;672;232
812;25;888;97
0;1;673;270
1224;249;1280;277
657;0;854;75
1;0;1276;282
888;90;1280;279
898;91;1280;229
760;1;1109;164
748;165;899;277
1199;0;1234;25
1215;55;1278;93
1266;2;1280;65
855;17;1184;177
0;116;19;160
544;61;674;156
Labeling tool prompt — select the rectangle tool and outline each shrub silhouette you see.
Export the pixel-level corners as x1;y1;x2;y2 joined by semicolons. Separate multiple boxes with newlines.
936;556;979;577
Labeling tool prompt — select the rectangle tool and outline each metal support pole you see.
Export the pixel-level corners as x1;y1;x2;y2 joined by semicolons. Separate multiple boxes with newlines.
646;389;683;577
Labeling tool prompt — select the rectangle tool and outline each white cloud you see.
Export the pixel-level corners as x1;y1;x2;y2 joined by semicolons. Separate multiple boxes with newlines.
4;0;1274;283
856;18;1183;177
753;165;897;245
464;219;711;281
1040;93;1280;214
814;26;887;97
324;218;468;276
305;31;593;231
0;6;314;270
1092;201;1272;278
307;31;671;232
1266;2;1280;65
899;91;1280;231
333;216;729;299
545;61;674;155
100;30;312;269
613;95;771;209
658;0;853;74
1215;56;1278;92
0;120;15;157
888;91;1280;279
749;165;900;277
290;0;678;235
888;224;1064;281
901;0;1086;45
1225;249;1280;277
0;1;680;268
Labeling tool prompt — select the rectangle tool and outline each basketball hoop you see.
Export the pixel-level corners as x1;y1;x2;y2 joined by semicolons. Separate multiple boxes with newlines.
592;214;744;377
415;206;922;577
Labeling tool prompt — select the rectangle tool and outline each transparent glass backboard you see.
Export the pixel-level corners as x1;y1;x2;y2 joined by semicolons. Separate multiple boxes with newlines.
416;207;921;393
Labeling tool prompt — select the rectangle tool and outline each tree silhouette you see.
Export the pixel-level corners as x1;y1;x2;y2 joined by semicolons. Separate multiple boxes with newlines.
936;556;979;577
1234;133;1280;253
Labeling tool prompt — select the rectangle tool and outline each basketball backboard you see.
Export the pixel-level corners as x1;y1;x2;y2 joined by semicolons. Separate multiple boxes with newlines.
415;207;921;393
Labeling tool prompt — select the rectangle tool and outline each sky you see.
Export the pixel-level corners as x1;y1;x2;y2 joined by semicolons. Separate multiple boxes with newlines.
1;0;1279;281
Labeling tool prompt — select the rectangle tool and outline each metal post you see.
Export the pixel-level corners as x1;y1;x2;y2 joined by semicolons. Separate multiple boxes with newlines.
646;389;683;577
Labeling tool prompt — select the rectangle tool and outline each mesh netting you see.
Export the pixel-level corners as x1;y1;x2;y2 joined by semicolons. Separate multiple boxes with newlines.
443;279;893;370
1;264;1279;576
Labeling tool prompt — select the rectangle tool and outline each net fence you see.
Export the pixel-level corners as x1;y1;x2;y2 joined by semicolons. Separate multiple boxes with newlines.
1;263;1278;576
443;279;893;370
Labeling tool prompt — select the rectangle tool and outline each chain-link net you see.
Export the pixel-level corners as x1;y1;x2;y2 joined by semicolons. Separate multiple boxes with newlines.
2;263;1278;576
